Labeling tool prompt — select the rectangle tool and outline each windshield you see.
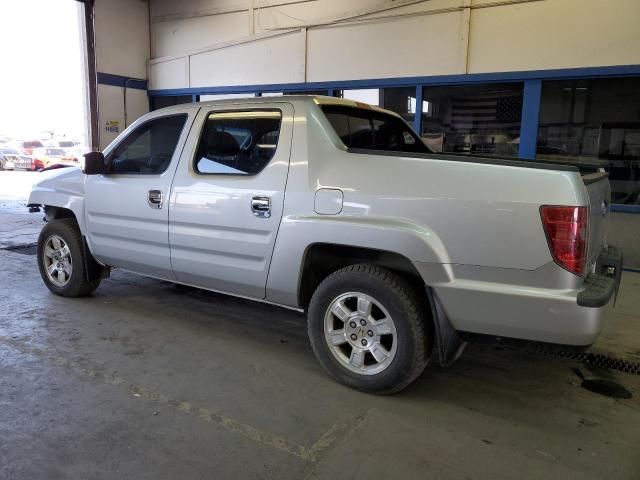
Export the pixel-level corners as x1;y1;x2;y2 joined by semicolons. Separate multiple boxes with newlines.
0;149;19;155
48;148;65;156
58;141;74;147
24;141;43;148
321;105;431;153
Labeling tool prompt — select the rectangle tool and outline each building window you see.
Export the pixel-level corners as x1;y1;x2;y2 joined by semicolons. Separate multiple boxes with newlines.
420;83;523;155
284;90;328;96
199;94;254;101
150;95;192;111
336;88;417;125
537;78;640;204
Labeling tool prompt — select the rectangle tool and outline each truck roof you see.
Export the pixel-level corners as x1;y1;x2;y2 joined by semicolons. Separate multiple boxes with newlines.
155;95;401;118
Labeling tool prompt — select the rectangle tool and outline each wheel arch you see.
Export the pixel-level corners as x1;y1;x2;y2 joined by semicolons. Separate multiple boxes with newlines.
297;243;425;311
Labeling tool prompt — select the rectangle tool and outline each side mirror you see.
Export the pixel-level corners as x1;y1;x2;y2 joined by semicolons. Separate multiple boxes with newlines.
83;151;106;175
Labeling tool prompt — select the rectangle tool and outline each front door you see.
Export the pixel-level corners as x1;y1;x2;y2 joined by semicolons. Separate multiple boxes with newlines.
169;102;294;299
84;109;196;278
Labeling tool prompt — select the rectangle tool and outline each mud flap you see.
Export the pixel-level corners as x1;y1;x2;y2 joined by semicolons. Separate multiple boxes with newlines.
425;287;467;367
83;237;110;282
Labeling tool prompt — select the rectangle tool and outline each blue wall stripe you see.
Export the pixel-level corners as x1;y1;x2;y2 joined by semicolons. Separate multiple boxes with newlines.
518;79;542;159
147;64;640;97
97;72;147;90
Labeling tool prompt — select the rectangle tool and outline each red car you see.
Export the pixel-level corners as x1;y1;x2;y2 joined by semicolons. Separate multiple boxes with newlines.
31;147;77;171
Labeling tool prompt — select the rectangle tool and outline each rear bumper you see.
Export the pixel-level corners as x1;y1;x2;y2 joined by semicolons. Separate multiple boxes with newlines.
577;246;623;308
421;246;623;347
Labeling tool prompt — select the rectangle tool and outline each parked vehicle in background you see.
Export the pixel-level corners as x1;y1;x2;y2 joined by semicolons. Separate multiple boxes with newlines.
32;147;77;170
0;148;17;170
43;140;84;162
16;140;44;156
63;144;86;163
56;140;78;149
0;148;32;170
28;96;623;394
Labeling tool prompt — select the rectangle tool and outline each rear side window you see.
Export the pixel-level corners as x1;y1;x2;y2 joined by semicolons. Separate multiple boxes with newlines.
322;105;430;153
109;114;187;174
194;110;282;175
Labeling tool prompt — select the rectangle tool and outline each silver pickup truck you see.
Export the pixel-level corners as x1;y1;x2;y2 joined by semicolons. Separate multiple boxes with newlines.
28;96;622;394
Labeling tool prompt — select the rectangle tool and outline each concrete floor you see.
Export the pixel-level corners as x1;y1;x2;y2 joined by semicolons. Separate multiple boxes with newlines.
1;171;640;479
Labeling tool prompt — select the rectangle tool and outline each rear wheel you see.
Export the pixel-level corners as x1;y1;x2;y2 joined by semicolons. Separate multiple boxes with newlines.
307;264;430;394
37;218;101;297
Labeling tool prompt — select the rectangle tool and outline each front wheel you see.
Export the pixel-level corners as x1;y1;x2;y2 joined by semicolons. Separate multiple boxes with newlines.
307;264;431;394
37;218;101;297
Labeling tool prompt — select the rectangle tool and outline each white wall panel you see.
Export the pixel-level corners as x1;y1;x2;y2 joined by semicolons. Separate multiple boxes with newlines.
307;11;465;82
97;86;149;150
189;31;305;87
97;85;125;150
150;58;190;89
468;0;640;73
125;89;150;128
94;0;149;78
152;11;251;58
148;0;640;89
255;0;463;33
151;0;251;18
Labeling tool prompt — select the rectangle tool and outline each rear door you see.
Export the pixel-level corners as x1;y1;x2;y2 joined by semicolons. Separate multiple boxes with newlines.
84;107;197;278
169;102;294;299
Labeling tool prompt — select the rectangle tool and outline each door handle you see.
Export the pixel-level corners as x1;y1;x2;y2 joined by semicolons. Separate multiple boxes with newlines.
147;190;163;209
251;196;271;218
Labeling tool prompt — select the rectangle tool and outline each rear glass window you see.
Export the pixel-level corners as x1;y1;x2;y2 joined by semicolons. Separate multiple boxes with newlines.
194;110;282;175
321;105;430;153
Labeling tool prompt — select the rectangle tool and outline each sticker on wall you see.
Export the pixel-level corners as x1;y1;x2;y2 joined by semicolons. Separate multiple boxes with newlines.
105;120;120;133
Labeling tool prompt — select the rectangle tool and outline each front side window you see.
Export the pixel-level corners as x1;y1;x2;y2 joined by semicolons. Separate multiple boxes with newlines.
109;114;187;174
322;105;429;153
194;110;282;175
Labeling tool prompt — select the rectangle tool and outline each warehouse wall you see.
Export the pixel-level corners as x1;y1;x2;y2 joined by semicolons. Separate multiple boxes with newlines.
148;0;640;90
94;0;150;149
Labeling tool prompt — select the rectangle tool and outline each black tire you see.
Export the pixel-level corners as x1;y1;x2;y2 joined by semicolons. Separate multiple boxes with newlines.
307;264;431;394
37;218;101;297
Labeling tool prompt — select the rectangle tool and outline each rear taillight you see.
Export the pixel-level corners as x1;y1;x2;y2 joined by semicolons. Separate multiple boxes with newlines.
540;205;588;276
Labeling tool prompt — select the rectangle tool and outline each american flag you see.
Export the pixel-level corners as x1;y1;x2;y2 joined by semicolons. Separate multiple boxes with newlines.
449;92;523;134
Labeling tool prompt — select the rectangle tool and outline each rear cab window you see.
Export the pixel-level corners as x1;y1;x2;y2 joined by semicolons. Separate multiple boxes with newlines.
194;110;282;175
321;104;431;153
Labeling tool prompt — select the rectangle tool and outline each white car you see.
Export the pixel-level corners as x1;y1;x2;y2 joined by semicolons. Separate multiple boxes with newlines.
0;148;31;170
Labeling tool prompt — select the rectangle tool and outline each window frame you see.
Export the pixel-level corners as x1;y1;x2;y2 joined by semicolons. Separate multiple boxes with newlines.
105;113;188;176
192;108;284;177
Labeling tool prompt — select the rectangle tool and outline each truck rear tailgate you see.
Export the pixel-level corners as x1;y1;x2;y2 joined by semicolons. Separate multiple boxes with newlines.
583;172;611;271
